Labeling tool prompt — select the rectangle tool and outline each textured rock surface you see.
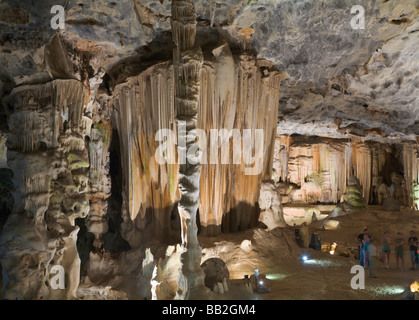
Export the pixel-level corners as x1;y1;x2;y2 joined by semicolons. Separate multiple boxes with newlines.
258;180;286;230
1;0;417;139
201;257;229;292
111;49;281;246
0;80;89;299
273;135;417;209
0;0;418;301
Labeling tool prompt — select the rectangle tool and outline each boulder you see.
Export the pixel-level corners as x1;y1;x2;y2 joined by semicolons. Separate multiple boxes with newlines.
200;258;229;293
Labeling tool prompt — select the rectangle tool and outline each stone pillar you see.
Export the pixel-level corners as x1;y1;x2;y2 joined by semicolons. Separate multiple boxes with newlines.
171;0;206;300
87;122;111;249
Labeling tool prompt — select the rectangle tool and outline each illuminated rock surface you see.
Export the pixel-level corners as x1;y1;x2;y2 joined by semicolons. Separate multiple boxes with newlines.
0;0;417;300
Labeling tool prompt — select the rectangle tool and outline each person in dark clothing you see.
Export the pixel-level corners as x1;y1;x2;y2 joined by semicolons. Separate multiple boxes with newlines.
408;231;418;270
357;228;370;267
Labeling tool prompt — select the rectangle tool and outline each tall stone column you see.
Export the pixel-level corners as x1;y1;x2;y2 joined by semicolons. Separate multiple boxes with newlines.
87;121;111;249
171;0;206;299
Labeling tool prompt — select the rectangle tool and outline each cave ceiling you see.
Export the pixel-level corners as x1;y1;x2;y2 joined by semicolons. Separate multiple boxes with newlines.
0;0;418;141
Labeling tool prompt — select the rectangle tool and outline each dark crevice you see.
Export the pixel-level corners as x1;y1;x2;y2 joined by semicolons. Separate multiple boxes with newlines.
102;129;130;253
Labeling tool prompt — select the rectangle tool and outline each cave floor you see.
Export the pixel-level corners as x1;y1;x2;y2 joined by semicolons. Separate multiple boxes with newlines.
201;205;419;300
72;205;419;300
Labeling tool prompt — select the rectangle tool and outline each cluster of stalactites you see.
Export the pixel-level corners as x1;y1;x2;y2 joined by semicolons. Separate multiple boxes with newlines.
171;0;197;52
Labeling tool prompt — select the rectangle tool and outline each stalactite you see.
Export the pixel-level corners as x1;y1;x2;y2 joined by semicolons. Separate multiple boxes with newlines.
352;141;371;202
112;53;282;247
403;143;419;210
274;136;417;209
283;136;349;204
198;49;282;235
113;62;179;247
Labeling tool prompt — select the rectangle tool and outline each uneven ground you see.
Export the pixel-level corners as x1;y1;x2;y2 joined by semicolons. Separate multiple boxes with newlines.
199;205;419;300
6;205;417;300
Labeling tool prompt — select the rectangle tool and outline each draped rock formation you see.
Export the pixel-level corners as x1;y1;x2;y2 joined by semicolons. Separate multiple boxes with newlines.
111;50;282;248
403;143;419;210
0;80;89;299
274;135;415;209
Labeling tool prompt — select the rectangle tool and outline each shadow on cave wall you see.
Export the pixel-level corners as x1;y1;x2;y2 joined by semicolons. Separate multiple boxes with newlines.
0;168;14;291
381;145;404;186
102;129;131;253
76;129;130;275
198;201;261;237
370;144;405;205
0;168;14;232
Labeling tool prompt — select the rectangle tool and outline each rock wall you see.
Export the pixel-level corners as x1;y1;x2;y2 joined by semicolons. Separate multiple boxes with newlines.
198;52;282;235
112;62;179;248
0;80;89;299
112;49;282;244
275;135;415;209
403;143;419;210
276;136;349;204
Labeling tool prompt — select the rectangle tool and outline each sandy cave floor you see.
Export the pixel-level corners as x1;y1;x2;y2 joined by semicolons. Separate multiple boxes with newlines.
71;205;419;300
198;205;419;300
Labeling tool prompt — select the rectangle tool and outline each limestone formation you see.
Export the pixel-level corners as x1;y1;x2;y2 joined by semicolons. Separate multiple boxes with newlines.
0;80;89;299
170;0;206;300
200;258;229;293
274;135;417;209
258;180;286;230
330;176;366;217
0;0;417;301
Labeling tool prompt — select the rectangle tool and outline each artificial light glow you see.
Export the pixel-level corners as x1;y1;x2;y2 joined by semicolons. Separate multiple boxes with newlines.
370;285;406;296
265;273;287;281
302;255;308;262
410;280;419;293
259;280;264;286
329;242;337;255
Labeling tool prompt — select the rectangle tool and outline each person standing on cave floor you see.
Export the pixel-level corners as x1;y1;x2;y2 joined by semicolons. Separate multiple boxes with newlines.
362;234;372;269
395;232;405;271
408;231;418;270
381;232;391;269
357;228;370;267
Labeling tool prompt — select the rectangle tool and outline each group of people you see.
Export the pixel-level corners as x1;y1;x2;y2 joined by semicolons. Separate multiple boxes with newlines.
357;228;419;278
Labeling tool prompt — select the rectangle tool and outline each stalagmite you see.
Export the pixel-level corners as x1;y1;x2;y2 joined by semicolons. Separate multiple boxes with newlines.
87;121;111;249
258;180;286;230
171;0;206;300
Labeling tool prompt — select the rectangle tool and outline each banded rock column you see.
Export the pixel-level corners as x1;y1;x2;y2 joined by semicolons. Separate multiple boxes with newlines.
171;0;206;300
